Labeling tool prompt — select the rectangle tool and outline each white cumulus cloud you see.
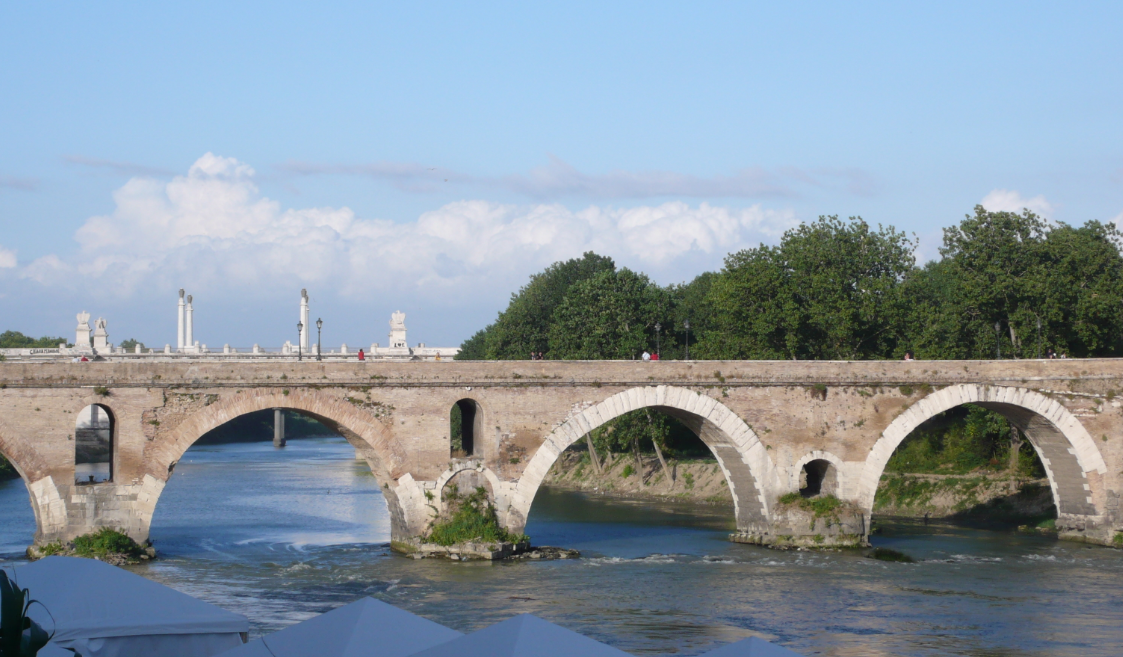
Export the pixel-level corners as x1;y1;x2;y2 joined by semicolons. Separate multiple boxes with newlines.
18;153;798;303
0;245;16;268
980;189;1054;218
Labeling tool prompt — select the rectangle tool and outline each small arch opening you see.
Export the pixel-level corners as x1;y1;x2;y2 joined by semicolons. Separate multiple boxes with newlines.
75;404;114;484
799;459;837;498
451;399;481;458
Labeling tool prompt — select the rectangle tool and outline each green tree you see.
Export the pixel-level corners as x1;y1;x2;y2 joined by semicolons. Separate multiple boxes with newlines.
547;268;671;360
0;331;69;349
459;252;616;359
905;207;1123;359
118;338;146;352
453;329;488;360
664;272;716;359
1040;221;1123;357
699;216;915;359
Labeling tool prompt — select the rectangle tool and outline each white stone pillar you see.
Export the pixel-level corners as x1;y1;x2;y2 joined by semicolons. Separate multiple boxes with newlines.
185;295;194;352
177;289;185;351
300;289;310;351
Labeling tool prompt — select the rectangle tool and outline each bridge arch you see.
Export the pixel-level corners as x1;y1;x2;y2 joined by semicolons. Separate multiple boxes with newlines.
0;418;55;545
507;385;779;534
0;417;47;484
144;388;416;538
858;384;1109;523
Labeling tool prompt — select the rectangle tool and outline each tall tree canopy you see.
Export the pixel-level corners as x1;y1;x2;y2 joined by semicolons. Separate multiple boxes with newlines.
547;268;672;360
698;216;915;360
458;207;1123;362
456;252;615;360
0;331;70;349
905;207;1123;359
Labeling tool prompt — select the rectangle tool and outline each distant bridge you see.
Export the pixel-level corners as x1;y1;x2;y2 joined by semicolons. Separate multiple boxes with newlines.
0;360;1119;548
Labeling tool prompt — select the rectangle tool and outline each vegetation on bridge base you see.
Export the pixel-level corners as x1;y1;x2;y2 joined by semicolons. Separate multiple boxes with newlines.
768;494;868;548
30;528;154;566
424;486;528;548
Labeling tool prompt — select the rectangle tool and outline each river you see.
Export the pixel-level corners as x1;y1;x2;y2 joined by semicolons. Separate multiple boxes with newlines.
1;436;1121;656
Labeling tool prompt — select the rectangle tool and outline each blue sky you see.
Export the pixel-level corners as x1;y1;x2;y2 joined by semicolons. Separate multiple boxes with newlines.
1;3;1121;349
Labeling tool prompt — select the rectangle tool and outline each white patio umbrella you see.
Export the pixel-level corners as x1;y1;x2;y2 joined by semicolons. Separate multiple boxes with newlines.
3;556;248;657
216;597;462;657
405;614;632;657
695;636;806;656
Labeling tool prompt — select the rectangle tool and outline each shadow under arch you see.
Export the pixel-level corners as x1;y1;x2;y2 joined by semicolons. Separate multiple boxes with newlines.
144;388;413;539
507;385;779;535
858;384;1109;524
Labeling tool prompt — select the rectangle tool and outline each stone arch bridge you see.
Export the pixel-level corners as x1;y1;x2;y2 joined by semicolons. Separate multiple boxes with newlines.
1;360;1121;548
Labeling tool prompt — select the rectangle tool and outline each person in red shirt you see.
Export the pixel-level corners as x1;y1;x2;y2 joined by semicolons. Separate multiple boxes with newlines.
357;349;365;361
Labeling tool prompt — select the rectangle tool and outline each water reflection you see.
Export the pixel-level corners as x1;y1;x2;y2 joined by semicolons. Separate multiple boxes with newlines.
0;476;35;556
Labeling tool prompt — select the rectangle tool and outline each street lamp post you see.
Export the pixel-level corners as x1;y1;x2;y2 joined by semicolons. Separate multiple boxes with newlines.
994;321;1002;359
683;320;691;361
655;322;661;359
316;318;323;362
297;321;303;361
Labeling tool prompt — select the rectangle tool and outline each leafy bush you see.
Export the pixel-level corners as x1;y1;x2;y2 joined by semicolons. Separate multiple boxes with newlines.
621;464;634;478
36;542;64;557
425;487;525;547
71;528;144;559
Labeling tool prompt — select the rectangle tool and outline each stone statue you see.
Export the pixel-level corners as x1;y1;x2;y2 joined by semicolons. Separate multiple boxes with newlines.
75;312;92;350
389;311;408;350
92;318;110;351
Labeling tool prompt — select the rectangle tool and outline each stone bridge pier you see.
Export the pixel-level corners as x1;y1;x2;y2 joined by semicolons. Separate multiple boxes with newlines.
1;360;1121;550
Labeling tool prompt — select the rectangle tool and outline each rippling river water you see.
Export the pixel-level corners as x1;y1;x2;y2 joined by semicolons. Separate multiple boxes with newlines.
2;436;1121;656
